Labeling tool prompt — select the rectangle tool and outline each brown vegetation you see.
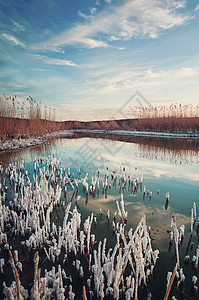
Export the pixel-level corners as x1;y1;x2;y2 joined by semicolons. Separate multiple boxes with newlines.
1;94;199;139
0;117;65;139
1;116;199;140
0;94;61;139
0;95;55;120
64;117;199;133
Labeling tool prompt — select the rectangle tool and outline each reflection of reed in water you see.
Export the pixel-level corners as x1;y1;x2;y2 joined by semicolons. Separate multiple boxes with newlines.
0;138;63;167
67;132;199;165
135;144;199;165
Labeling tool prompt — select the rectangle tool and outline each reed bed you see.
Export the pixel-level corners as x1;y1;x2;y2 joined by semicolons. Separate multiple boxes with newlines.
0;117;65;139
0;156;159;299
1;95;199;140
1;116;199;140
0;156;199;299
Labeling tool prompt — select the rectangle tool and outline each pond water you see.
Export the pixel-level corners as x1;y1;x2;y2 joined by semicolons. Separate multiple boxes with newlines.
0;135;199;299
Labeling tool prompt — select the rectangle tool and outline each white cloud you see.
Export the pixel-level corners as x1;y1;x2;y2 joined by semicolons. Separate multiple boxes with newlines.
82;38;110;49
12;20;25;31
90;7;97;15
1;33;25;47
31;68;47;72
78;11;89;19
166;0;186;9
175;67;194;77
105;0;112;3
143;69;167;79
34;55;78;67
109;35;121;41
34;0;191;51
195;4;199;12
75;65;198;100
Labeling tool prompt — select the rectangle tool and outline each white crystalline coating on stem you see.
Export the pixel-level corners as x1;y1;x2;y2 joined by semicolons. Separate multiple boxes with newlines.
179;268;185;283
126;275;132;289
3;280;28;300
0;158;160;300
166;272;172;289
92;249;104;298
14;250;18;263
87;278;91;290
192;255;196;263
170;231;174;242
102;238;107;264
3;282;16;300
63;203;72;233
58;264;63;290
125;287;134;300
195;246;199;268
179;225;185;243
191;208;194;232
86;214;93;255
98;241;102;267
75;260;80;271
68;285;75;299
193;202;197;221
16;261;23;272
106;286;114;296
192;275;198;285
80;231;85;254
0;258;5;273
112;221;116;230
79;266;84;278
120;193;128;220
116;200;122;219
170;213;180;268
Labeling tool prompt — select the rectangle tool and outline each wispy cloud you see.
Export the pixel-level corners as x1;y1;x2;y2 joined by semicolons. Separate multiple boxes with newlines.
34;0;191;51
81;38;110;49
195;4;199;12
34;55;78;67
76;66;197;98
12;20;25;31
90;7;97;15
175;67;194;77
1;33;25;48
109;35;121;41
78;11;88;19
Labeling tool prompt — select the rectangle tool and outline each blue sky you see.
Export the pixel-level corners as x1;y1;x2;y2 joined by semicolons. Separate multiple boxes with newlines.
0;0;199;120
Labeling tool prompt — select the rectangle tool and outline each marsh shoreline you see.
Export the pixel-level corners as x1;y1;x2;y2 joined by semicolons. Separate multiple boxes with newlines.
1;129;199;152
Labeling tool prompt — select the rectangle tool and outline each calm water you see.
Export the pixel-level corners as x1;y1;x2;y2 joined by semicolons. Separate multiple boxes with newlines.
0;136;199;299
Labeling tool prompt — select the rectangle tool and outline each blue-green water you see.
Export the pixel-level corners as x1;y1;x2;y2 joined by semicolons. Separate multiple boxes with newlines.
0;136;199;299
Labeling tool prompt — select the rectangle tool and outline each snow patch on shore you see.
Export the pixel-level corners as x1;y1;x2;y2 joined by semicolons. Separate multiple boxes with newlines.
72;129;199;139
0;130;73;152
0;137;45;151
1;129;198;152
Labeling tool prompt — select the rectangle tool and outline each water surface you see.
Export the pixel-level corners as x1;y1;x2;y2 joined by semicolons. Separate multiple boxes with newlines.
0;136;199;299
